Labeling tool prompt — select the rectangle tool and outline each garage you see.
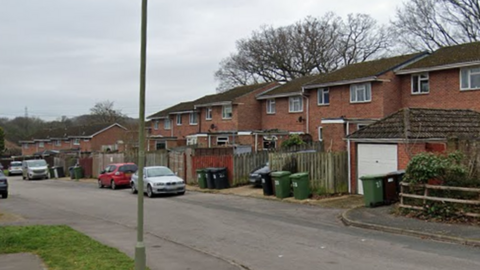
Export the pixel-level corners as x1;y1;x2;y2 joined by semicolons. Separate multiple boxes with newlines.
357;144;397;194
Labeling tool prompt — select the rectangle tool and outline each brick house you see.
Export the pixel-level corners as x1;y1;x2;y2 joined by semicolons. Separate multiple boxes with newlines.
347;108;480;194
19;123;128;156
147;82;279;150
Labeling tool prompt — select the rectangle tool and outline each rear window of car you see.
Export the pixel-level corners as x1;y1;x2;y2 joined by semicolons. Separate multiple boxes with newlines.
119;165;137;173
10;161;22;166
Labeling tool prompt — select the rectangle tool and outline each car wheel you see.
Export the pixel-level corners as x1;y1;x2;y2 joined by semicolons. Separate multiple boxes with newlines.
178;191;186;196
131;182;137;194
1;192;8;199
147;185;154;198
111;180;116;190
98;179;103;188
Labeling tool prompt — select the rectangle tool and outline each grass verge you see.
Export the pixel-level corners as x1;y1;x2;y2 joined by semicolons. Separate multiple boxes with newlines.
0;225;138;270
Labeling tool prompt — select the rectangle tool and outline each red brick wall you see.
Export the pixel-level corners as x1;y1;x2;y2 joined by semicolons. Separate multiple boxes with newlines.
322;124;346;152
90;126;127;152
397;143;427;170
199;105;238;132
400;69;480;110
260;97;306;132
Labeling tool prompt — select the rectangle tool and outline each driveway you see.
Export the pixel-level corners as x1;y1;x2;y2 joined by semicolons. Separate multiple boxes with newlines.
2;177;480;270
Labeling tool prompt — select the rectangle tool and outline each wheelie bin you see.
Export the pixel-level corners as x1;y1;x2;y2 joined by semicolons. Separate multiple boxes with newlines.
290;172;310;200
211;167;229;189
205;168;216;189
259;172;274;196
361;174;385;207
271;171;292;199
196;169;207;189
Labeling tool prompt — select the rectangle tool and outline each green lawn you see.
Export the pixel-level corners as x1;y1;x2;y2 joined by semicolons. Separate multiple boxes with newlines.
0;225;137;270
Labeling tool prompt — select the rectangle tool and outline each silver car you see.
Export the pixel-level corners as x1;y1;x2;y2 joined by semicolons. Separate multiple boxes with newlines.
8;161;23;176
22;159;49;180
131;166;186;198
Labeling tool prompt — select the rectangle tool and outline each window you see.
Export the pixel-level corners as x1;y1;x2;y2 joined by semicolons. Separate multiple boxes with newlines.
217;136;229;145
350;83;371;103
55;140;61;146
289;96;303;112
176;114;182;125
155;141;166;150
187;137;198;145
222;105;232;119
318;127;323;142
164;119;171;129
317;88;329;105
23;144;29;149
461;66;480;90
189;113;198;125
73;139;80;145
263;137;276;150
39;142;44;148
154;120;159;130
266;99;276;114
206;108;212;120
412;73;429;94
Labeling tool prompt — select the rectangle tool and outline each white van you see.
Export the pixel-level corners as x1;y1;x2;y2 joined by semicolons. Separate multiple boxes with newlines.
22;159;49;180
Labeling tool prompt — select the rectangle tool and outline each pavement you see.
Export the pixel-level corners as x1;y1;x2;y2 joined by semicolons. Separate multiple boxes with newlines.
2;177;480;270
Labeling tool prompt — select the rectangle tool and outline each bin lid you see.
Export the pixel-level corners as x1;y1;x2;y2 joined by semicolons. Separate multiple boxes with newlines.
290;172;308;178
360;173;387;181
209;167;227;173
196;169;205;173
271;171;291;177
386;170;406;176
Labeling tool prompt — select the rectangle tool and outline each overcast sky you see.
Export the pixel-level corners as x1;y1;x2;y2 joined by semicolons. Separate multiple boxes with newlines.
0;0;405;121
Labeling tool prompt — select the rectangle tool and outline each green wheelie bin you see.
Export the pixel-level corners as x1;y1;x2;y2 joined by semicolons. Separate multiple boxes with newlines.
360;174;385;207
73;166;83;180
271;171;292;199
290;172;310;200
196;169;207;189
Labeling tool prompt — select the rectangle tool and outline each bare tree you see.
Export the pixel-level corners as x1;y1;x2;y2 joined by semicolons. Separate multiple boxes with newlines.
391;0;480;51
214;13;391;91
90;101;126;124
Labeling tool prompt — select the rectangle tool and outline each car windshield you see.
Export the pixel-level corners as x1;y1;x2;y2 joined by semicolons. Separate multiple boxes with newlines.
146;167;175;177
28;160;47;167
11;161;22;166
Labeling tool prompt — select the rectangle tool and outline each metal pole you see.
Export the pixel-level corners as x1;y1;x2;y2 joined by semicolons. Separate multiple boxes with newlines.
135;0;148;269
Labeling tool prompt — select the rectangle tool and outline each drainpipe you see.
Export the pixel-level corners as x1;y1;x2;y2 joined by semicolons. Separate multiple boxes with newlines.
302;92;310;134
255;133;258;152
346;120;351;193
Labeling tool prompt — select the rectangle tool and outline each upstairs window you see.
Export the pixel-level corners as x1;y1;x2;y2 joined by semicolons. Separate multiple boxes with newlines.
289;96;303;112
412;73;429;94
266;99;276;114
73;139;80;145
206;108;212;120
189;113;198;125
461;66;480;90
55;140;61;146
222;105;232;119
164;119;171;130
154;120;159;130
317;88;329;105
39;142;44;148
350;83;371;103
176;114;182;125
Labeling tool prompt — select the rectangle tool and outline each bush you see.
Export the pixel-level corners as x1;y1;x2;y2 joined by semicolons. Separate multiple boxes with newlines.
403;151;468;185
281;134;305;148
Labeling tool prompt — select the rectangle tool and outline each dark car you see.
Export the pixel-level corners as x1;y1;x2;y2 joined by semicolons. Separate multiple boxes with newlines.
0;171;8;199
249;162;270;186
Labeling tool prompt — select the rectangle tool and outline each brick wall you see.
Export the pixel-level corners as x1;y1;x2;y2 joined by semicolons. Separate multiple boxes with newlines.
90;126;127;152
260;97;306;132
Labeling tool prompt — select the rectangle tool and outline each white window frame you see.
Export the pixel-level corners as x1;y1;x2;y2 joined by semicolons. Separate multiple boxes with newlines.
266;99;276;114
289;96;303;112
317;88;330;105
222;105;232;119
318;127;323;142
73;139;80;146
176;114;182;125
55;140;61;146
154;120;159;130
164;118;171;130
411;73;429;94
460;66;480;91
189;113;198;125
24;144;29;149
350;83;372;103
186;137;198;146
206;108;212;120
38;142;44;148
217;136;229;145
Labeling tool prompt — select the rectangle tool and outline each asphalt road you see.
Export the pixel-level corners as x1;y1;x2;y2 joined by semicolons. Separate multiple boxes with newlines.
2;177;480;270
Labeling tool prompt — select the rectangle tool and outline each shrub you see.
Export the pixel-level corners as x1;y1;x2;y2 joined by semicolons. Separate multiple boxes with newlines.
281;134;305;148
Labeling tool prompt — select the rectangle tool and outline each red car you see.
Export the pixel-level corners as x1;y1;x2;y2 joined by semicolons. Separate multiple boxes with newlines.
98;163;138;190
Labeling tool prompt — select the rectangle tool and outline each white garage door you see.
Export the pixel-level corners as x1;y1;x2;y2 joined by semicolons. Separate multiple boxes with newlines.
357;144;398;194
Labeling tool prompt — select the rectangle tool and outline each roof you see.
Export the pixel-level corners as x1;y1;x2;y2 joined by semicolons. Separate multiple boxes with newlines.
195;82;275;107
30;123;126;140
304;53;426;89
257;75;323;98
348;108;480;140
147;101;197;119
398;42;480;73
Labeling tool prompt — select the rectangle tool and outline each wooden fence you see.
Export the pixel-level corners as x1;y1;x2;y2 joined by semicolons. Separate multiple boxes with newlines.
269;151;348;194
191;155;234;185
399;182;480;217
233;151;269;185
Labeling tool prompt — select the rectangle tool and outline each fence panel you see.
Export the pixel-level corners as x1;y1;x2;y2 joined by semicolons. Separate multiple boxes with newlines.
79;157;93;178
92;153;124;178
269;151;348;194
233;151;269;185
191;155;234;185
169;151;186;181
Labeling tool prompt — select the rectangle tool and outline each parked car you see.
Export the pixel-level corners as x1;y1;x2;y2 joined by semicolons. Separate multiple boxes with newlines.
249;162;270;186
98;163;138;190
22;159;49;180
8;161;23;176
0;171;8;198
131;166;185;198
